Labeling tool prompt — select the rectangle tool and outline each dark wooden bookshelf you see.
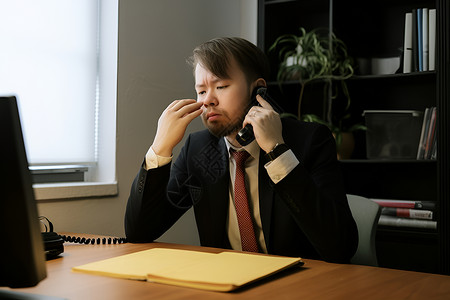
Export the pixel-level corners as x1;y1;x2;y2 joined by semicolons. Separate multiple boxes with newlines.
340;159;437;201
376;226;439;273
258;0;450;274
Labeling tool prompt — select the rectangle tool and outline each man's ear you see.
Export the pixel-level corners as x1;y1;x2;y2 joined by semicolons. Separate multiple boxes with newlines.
252;78;267;89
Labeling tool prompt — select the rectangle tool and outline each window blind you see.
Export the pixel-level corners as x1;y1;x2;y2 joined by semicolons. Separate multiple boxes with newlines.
0;0;99;164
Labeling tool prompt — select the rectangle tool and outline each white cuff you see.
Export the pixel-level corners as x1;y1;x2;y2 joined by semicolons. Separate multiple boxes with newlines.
144;147;172;170
264;149;299;184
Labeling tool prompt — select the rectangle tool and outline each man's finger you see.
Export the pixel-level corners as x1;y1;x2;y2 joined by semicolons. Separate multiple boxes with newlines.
177;101;203;118
256;94;274;110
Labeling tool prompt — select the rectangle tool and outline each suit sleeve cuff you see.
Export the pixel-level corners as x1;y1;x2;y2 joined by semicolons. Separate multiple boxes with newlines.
264;149;299;184
144;147;173;170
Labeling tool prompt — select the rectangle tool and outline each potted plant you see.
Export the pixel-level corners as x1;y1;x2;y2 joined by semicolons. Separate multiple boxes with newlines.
269;27;366;159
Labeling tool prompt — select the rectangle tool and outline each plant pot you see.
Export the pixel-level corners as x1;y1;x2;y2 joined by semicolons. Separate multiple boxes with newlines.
334;132;355;160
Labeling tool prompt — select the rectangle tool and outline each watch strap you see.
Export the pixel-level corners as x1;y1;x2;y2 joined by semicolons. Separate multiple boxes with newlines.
264;143;290;162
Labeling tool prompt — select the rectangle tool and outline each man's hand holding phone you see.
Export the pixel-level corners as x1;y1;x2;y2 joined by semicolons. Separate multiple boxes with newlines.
243;94;284;153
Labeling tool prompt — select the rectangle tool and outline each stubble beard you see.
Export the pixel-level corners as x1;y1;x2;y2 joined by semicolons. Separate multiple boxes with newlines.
201;110;244;138
201;90;253;139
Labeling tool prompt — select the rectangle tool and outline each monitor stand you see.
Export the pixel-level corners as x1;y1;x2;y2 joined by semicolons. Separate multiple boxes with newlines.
0;290;66;300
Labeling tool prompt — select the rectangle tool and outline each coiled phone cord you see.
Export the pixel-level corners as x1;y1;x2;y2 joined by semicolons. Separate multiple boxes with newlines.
60;234;127;245
40;216;127;245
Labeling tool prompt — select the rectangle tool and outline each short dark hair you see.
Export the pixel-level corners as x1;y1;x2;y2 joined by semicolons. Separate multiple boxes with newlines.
188;37;270;84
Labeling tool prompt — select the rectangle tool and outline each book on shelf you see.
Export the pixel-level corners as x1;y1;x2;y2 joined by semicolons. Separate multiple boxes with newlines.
378;215;437;229
417;107;437;160
372;198;436;229
417;107;431;159
417;8;423;71
424;107;437;159
403;8;436;73
381;207;433;220
372;198;436;210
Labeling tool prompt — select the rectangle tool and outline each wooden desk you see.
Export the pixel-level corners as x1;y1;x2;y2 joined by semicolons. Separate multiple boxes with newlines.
2;238;450;299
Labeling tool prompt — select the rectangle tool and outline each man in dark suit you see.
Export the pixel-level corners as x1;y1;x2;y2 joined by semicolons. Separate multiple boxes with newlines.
125;37;358;263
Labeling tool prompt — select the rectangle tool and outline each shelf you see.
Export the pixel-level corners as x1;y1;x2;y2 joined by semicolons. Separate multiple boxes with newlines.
340;159;437;164
264;0;300;5
351;71;436;81
264;0;329;9
376;224;439;273
377;226;438;236
268;71;436;87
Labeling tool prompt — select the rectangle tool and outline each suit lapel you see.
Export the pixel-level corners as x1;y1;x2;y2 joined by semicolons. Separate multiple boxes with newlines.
201;137;230;247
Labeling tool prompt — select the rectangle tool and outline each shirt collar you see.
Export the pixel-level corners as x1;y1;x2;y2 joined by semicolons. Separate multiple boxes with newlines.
224;137;260;160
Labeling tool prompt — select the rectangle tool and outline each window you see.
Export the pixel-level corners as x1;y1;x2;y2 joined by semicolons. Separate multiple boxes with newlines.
0;0;118;198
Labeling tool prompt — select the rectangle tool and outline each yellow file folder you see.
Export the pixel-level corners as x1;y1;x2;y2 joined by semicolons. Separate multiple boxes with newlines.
72;248;302;292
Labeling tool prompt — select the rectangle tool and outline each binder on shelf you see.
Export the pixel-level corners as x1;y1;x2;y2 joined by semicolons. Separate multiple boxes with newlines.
422;8;429;71
411;9;419;72
403;12;413;73
403;7;436;73
417;8;423;71
429;9;436;71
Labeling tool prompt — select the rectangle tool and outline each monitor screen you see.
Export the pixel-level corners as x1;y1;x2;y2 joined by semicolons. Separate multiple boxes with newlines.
0;96;47;288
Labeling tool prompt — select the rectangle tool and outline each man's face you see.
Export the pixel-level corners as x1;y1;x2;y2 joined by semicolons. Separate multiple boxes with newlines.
195;59;252;139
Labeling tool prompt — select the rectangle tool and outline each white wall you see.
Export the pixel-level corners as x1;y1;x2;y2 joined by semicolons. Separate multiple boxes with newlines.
37;0;257;246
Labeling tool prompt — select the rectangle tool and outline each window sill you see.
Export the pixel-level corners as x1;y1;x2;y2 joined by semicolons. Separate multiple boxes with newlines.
33;181;118;201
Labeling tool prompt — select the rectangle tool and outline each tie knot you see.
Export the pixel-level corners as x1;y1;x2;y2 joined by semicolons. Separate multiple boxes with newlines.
231;149;250;167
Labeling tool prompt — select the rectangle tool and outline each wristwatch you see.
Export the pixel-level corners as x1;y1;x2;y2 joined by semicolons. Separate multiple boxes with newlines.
264;143;290;162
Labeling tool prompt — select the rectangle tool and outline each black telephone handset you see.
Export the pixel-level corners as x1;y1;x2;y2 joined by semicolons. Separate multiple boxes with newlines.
236;87;281;146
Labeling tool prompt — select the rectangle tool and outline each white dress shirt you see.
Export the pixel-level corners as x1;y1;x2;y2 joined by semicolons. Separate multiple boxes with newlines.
144;138;299;253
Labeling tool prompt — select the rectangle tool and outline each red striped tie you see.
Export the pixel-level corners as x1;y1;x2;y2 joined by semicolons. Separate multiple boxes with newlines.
231;150;259;252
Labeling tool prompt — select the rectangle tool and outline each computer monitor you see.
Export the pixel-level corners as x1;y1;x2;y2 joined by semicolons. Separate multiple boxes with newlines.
0;96;47;288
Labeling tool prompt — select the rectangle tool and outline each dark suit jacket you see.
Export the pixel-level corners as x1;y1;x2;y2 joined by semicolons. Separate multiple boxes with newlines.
125;118;358;263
